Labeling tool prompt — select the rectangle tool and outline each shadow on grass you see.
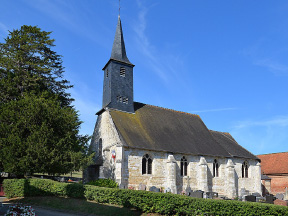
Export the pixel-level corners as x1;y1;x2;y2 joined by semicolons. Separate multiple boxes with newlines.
9;196;147;216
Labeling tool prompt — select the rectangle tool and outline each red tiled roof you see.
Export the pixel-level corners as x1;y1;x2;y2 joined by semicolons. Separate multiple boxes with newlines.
258;152;288;175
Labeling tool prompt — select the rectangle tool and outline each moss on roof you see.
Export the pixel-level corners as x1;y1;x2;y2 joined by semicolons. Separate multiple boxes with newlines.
109;103;233;157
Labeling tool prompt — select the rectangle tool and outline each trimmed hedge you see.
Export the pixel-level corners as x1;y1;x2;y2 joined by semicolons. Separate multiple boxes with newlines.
87;178;118;188
3;179;288;216
3;179;84;198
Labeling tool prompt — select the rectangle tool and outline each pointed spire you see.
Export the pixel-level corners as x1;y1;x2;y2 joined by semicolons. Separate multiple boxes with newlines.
110;16;132;65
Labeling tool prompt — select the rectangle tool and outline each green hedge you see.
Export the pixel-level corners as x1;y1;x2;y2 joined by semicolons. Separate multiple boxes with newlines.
3;179;84;198
3;179;288;216
87;179;118;188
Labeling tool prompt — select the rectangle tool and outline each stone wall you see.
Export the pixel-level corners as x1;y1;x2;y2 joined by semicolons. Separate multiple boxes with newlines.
119;148;261;198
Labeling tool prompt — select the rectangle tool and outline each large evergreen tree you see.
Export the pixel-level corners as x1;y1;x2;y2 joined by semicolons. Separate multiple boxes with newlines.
0;25;91;176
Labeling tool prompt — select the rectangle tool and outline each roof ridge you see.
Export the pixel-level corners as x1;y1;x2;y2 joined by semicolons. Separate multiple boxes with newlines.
143;103;201;118
209;129;230;134
257;151;288;156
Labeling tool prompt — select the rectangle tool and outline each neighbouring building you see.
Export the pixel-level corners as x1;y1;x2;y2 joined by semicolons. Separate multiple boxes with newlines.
84;15;262;199
258;152;288;200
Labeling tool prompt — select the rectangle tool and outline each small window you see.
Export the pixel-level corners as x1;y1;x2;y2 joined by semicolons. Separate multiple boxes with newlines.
213;159;219;177
106;69;109;78
181;156;188;176
120;67;126;77
142;154;152;175
242;161;249;178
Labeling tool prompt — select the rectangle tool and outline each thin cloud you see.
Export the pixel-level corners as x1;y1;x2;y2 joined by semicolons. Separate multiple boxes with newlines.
255;59;288;75
233;115;288;129
0;22;9;36
133;1;168;83
231;116;288;155
190;107;237;113
21;0;104;46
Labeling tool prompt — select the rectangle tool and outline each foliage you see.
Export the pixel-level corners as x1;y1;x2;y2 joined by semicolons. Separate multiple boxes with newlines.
3;179;84;199
0;25;92;176
4;179;288;216
87;179;118;188
5;204;35;216
2;179;27;198
0;25;71;106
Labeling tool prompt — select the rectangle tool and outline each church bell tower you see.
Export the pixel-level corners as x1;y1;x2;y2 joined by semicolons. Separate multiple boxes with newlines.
102;16;134;113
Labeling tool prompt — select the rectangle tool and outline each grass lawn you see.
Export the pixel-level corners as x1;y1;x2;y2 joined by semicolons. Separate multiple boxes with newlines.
34;171;83;178
9;197;160;216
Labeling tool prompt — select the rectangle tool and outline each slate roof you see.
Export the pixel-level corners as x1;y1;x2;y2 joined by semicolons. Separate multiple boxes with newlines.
109;102;259;160
110;16;132;65
258;152;288;175
210;130;259;160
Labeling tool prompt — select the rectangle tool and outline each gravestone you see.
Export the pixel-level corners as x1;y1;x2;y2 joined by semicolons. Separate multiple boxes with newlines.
206;192;218;199
245;195;256;202
164;187;171;193
190;190;203;198
138;183;146;191
252;192;261;197
240;188;249;196
185;186;192;195
149;186;160;192
265;194;275;204
276;193;284;200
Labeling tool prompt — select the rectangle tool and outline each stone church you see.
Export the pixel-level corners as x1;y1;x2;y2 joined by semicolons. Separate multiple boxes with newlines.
85;16;262;198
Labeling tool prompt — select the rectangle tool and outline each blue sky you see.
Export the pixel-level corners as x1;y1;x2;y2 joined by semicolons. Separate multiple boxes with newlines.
1;0;288;155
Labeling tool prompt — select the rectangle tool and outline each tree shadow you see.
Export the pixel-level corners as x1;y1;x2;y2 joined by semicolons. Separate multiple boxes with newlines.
9;196;143;216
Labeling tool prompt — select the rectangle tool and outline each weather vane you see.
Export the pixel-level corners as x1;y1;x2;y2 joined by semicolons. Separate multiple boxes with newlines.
119;0;121;16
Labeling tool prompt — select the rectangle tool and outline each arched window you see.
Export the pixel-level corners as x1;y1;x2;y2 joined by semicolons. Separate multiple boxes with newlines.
98;139;102;156
142;154;152;175
181;156;188;176
213;159;219;177
242;161;249;178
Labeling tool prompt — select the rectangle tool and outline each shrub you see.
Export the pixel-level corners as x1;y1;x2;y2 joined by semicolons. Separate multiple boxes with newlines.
87;179;118;188
2;179;28;198
3;179;288;215
3;179;84;199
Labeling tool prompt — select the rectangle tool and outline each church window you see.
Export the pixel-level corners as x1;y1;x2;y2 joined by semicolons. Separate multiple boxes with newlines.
142;154;152;175
120;67;126;77
180;156;188;176
242;161;249;178
213;159;219;177
106;69;109;78
119;96;122;103
98;139;102;156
